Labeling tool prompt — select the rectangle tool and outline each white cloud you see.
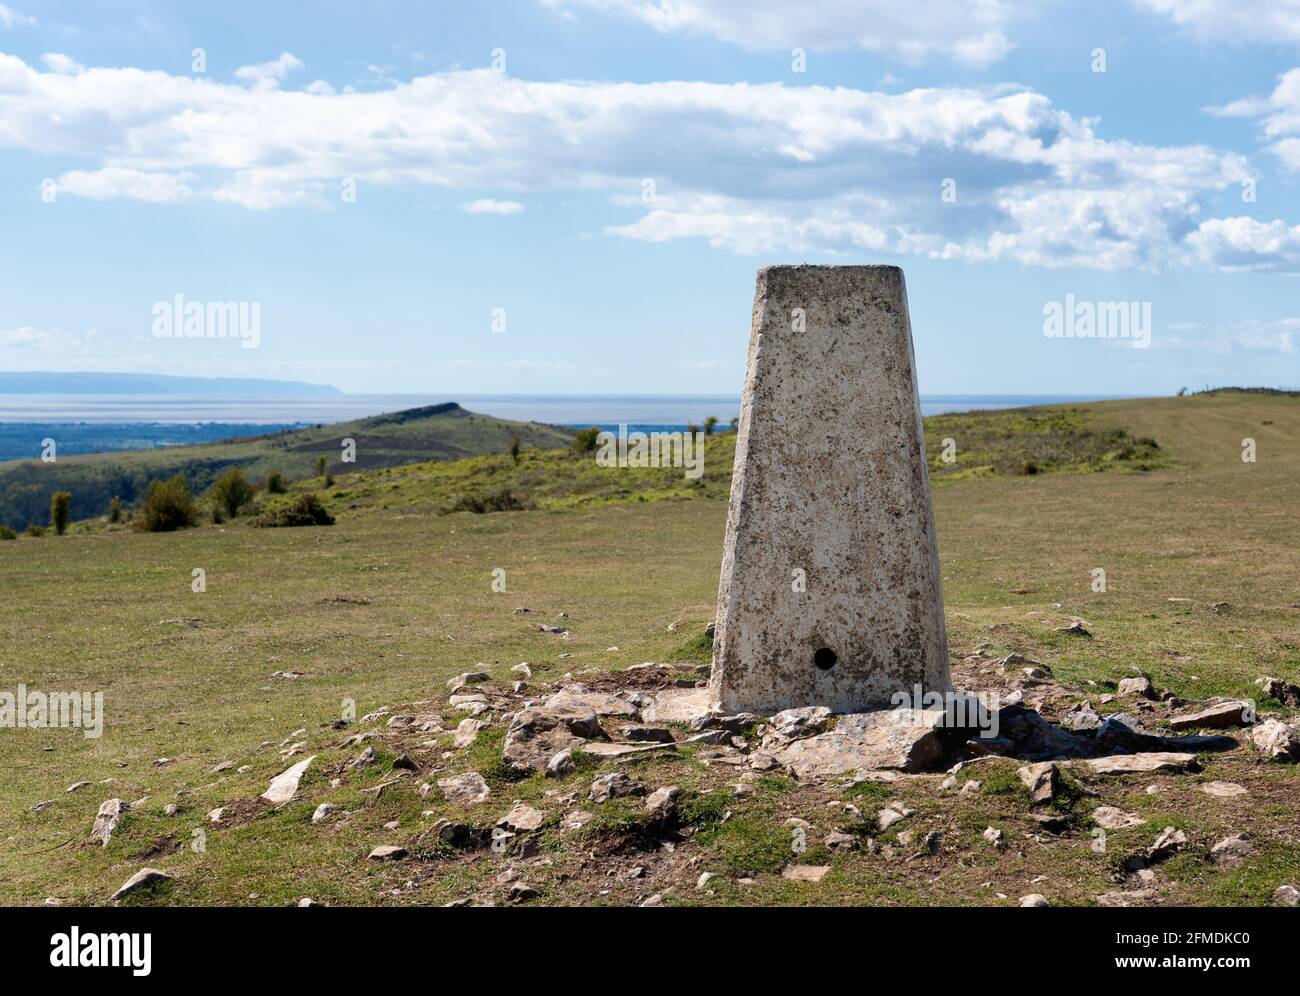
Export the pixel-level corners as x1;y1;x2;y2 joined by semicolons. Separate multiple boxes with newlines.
41;53;82;75
463;198;526;214
1162;318;1300;353
0;4;33;29
55;167;195;203
234;51;304;88
1134;0;1300;45
543;0;1016;66
1208;68;1300;171
1186;216;1300;271
0;53;1269;268
0;325;97;352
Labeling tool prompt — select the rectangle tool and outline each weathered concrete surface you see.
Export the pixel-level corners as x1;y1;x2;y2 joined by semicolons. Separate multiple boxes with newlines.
710;265;950;714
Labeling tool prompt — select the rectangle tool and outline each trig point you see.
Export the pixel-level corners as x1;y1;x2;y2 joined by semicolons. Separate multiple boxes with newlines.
709;265;951;715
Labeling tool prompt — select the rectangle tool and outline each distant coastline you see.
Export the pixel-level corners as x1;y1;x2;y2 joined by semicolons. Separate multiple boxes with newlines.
0;392;1140;426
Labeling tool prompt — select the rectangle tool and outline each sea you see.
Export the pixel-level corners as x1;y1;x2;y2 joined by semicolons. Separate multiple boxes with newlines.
0;393;1134;426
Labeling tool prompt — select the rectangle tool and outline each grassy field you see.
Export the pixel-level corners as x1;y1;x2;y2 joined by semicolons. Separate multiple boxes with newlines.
1;391;1297;906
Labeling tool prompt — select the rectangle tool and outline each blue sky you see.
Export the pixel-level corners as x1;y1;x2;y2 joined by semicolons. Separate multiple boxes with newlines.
1;0;1299;395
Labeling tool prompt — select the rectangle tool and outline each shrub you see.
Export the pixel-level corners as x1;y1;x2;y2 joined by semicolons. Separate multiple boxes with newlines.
570;427;602;454
315;455;327;477
108;496;122;524
209;467;255;519
447;488;531;514
265;471;286;494
50;491;71;535
509;435;521;464
703;416;718;435
254;493;334;527
138;475;199;532
0;526;16;540
25;523;45;537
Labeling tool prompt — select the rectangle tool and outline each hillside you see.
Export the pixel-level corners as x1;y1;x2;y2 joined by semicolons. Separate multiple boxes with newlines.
1;391;1297;908
0;403;573;531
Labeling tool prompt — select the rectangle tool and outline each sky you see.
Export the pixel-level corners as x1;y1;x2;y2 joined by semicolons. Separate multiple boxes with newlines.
1;0;1299;396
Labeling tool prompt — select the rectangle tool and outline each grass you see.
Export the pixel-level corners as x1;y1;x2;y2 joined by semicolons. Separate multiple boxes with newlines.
1;390;1299;906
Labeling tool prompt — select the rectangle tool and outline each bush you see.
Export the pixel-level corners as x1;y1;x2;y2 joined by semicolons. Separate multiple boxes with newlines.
138;475;199;532
25;523;45;537
50;491;71;535
254;493;334;527
571;427;602;454
0;526;16;540
447;488;531;514
209;467;254;519
265;471;286;494
108;496;122;523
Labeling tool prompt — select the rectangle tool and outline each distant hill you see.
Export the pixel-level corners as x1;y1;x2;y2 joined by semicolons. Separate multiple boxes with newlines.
0;403;572;530
0;371;342;396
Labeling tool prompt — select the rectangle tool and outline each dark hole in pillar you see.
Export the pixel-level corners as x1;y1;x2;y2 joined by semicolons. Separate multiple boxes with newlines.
813;647;837;671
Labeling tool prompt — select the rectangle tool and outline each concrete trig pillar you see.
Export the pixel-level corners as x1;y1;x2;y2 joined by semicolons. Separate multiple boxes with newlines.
709;265;951;714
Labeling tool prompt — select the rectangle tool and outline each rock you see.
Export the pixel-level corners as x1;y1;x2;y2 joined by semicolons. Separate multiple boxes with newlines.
498;801;545;832
66;781;92;793
1250;718;1299;761
697;871;719;890
1092;806;1145;830
545;748;575;778
1018;894;1050;907
392;753;419;772
1200;780;1247;798
1257;676;1300;708
1017;761;1057;804
589;772;643;803
447;671;490;692
311;803;339;823
772;708;957;778
90;799;129;846
453;717;487;749
207;807;226;824
691;712;760;735
110;868;172;901
960;779;982;795
438;772;491;805
644;785;680;817
502;705;600;774
1274;884;1300;906
581;740;678;760
298;898;319;907
1210;833;1253;868
537;624;569;636
1118;676;1155;699
545;686;638;719
347;746;377;770
1056;620;1091;638
1146;827;1188;862
1168;701;1252;731
1084;752;1198;775
367;845;407;861
982;827;1005;850
621;725;675;743
762;706;832;747
261;755;316;806
163;804;178;817
923;830;942;855
826;831;859;851
31;799;54;812
782;864;830;883
877;803;913;830
507;882;540;903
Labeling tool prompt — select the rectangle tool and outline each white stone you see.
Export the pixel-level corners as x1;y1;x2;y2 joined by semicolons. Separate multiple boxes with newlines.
710;265;949;714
